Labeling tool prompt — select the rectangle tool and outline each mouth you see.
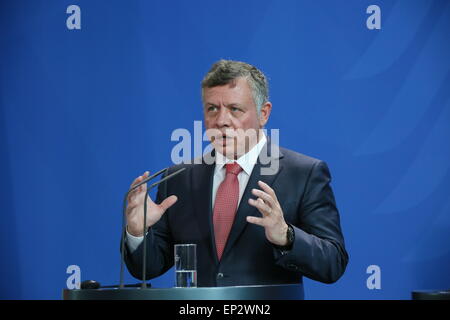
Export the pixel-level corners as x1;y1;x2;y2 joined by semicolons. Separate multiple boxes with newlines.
215;133;231;140
212;134;234;147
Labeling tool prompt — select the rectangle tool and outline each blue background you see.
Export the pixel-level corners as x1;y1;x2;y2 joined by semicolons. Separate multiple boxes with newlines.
1;0;449;299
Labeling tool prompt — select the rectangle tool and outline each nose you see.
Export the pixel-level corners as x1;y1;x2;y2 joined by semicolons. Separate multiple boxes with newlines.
216;106;232;128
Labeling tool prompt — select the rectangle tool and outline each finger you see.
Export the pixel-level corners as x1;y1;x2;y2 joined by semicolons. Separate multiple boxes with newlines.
127;185;143;203
248;197;271;216
128;189;144;205
246;216;266;227
130;171;149;189
139;172;149;193
128;172;149;197
126;197;141;214
127;191;136;203
257;181;277;200
251;188;275;208
130;175;143;189
159;195;178;212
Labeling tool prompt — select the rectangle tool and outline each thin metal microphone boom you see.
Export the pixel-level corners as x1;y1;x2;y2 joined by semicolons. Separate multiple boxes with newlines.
129;167;167;192
119;168;167;289
141;167;186;288
119;167;186;289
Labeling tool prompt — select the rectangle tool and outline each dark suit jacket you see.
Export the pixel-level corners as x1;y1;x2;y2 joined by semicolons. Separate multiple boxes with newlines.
123;141;348;287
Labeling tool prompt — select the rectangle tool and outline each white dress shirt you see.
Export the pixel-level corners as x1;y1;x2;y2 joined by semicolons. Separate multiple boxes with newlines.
126;135;268;252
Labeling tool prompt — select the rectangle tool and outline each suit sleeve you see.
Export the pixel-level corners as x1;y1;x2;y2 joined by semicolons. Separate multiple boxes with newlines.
122;169;175;281
274;160;349;284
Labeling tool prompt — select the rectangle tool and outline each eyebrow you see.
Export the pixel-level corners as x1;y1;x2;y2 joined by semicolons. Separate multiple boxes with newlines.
204;103;242;107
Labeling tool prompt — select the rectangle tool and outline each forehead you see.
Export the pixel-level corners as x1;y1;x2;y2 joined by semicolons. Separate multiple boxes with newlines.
203;77;254;104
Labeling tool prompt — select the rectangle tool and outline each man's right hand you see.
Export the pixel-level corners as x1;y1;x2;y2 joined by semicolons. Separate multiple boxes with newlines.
126;171;178;237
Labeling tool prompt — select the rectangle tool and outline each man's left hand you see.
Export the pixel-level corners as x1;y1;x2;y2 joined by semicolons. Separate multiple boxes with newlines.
246;180;289;246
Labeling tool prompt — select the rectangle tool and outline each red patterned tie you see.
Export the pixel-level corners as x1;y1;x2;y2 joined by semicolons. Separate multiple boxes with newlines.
213;162;243;261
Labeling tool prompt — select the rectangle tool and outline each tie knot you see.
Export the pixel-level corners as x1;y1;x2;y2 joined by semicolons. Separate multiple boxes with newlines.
225;163;242;175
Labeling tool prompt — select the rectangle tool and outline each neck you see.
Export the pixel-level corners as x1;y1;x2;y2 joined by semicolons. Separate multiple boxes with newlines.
223;130;266;160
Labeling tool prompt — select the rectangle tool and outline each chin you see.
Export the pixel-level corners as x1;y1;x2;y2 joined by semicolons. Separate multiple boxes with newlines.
214;144;234;158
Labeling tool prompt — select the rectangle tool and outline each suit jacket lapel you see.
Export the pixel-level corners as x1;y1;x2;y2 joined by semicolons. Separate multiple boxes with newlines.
221;140;284;261
190;155;217;263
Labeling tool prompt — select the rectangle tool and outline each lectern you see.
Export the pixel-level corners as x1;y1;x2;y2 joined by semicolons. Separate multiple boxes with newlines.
412;290;450;300
63;284;304;300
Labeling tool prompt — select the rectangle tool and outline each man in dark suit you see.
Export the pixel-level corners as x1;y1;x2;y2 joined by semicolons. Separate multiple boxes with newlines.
123;60;348;288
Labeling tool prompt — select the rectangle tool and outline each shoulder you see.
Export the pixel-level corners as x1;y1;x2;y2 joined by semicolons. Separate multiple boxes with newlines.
279;146;323;168
164;153;214;179
273;147;334;193
277;146;333;179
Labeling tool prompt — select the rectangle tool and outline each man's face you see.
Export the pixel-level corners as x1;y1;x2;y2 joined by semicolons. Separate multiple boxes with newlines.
203;77;271;159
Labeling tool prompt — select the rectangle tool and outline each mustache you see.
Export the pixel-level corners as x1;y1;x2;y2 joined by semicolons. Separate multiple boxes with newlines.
206;128;261;139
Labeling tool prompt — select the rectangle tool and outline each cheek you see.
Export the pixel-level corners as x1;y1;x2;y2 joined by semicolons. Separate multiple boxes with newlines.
204;116;213;129
239;115;259;130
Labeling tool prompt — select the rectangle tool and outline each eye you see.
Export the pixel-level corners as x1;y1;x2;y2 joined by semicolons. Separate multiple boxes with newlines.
230;106;241;113
207;105;218;112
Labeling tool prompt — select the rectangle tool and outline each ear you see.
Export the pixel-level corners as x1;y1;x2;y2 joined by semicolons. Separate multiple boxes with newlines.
259;102;272;128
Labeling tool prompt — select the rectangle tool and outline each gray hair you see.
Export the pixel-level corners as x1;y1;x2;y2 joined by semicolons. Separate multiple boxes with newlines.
201;59;269;114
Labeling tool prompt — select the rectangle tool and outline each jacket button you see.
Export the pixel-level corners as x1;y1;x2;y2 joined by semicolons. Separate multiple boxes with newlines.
217;273;224;279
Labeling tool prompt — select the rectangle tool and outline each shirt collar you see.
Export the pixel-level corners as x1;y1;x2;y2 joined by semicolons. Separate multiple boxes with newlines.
214;134;267;176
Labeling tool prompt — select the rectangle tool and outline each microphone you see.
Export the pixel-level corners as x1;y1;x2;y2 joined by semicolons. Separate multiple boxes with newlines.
119;167;186;289
81;280;151;290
